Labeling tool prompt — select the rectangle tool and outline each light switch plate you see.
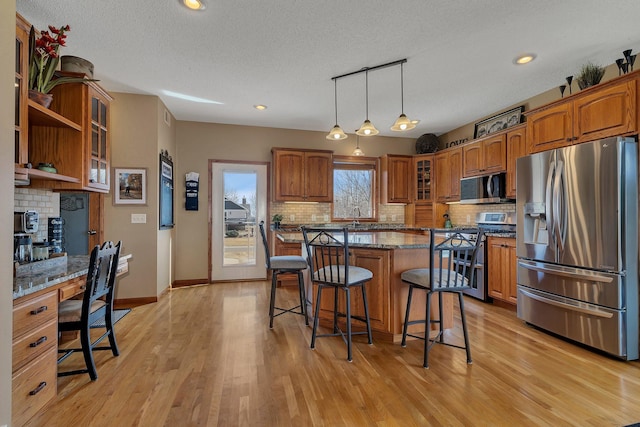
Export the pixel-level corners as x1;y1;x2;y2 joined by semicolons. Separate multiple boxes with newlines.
131;213;147;224
289;214;295;221
324;214;329;222
311;214;317;221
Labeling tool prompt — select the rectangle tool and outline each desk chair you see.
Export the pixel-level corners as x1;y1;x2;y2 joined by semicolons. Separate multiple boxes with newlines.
302;227;373;362
400;229;483;368
258;221;309;328
58;241;122;380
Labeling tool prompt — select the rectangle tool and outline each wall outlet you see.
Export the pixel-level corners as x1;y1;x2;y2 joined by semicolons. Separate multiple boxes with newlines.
131;213;147;224
466;214;471;224
324;214;329;222
289;214;295;222
380;214;387;221
391;214;397;221
311;214;317;221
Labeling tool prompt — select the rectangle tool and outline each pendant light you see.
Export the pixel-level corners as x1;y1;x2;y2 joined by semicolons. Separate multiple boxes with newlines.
326;79;348;140
353;132;364;156
391;62;416;131
356;70;379;137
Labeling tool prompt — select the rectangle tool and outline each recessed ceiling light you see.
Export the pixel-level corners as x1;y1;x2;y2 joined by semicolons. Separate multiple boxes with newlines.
514;54;536;65
254;105;267;111
181;0;206;10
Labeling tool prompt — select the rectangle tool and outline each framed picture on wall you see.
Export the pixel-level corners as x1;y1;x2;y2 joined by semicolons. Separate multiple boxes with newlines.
474;105;524;139
113;168;147;205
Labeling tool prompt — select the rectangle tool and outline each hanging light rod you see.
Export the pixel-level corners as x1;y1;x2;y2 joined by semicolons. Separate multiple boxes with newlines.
331;58;407;81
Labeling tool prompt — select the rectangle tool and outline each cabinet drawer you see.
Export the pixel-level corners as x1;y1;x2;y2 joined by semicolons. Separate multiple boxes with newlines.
13;291;58;338
12;318;57;373
58;276;86;301
12;346;57;427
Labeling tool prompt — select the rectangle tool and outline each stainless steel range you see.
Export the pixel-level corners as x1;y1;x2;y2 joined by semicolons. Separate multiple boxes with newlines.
462;211;516;301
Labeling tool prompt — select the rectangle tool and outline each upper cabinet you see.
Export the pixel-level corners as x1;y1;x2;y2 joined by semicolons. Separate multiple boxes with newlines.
527;78;637;153
413;154;434;204
15;14;112;192
505;124;527;199
28;79;113;192
462;133;506;177
379;154;412;204
435;147;462;203
272;148;333;202
15;15;29;166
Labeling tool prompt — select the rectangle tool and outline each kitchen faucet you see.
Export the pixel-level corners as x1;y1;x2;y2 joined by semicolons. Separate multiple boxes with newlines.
352;206;361;227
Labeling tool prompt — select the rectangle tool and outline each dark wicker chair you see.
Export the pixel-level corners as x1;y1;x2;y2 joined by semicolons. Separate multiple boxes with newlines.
57;241;122;380
302;227;373;362
401;229;484;368
258;221;309;328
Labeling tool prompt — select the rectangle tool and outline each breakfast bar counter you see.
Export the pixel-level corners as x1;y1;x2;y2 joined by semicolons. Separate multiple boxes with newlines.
276;230;452;343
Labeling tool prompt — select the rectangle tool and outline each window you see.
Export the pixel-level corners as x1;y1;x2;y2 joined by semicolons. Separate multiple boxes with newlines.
332;156;377;221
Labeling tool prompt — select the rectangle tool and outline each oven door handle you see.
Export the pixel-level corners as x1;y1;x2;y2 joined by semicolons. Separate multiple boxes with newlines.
518;260;614;283
519;287;614;318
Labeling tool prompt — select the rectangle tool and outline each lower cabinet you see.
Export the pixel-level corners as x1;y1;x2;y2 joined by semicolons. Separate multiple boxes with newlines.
12;290;59;427
273;235;304;286
487;237;518;305
312;248;390;334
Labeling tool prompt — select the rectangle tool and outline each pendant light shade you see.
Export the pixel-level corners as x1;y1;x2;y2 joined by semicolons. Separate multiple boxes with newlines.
356;70;379;137
390;62;416;131
326;79;348;140
353;133;364;156
327;125;348;140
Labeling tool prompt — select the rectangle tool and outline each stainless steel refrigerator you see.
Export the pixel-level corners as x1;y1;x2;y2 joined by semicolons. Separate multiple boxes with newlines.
516;137;638;360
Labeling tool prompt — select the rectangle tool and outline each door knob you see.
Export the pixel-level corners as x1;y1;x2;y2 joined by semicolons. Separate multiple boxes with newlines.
87;230;97;235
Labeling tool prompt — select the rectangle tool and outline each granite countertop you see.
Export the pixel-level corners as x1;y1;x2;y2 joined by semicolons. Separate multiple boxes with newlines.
13;254;132;300
277;230;432;250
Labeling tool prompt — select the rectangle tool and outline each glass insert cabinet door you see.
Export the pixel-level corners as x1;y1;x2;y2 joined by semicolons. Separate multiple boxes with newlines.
88;88;109;189
415;155;433;202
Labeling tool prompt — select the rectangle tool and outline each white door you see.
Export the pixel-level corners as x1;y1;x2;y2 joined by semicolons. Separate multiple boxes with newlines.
211;161;267;281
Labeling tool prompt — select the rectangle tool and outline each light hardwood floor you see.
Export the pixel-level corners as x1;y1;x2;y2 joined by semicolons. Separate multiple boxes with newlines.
27;281;640;426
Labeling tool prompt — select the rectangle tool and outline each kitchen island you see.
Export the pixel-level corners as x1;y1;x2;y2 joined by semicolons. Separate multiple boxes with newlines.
277;230;453;343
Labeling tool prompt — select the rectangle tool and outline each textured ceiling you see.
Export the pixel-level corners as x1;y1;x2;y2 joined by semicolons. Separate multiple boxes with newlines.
16;0;640;139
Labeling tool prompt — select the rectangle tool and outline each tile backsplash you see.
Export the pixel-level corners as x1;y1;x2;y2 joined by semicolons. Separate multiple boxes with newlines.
14;188;60;242
270;202;405;225
447;203;516;227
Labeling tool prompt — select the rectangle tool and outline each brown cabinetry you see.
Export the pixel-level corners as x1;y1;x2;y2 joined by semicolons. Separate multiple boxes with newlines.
487;237;517;305
29;79;113;192
462;133;506;177
379;154;412;204
272;148;333;202
527;79;637;153
435;147;462;202
12;290;58;427
15;14;29;166
506;125;527;198
273;235;303;286
413;154;434;203
313;247;390;333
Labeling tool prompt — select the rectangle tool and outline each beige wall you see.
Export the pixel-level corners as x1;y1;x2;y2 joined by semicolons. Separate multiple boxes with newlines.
156;100;176;294
174;121;415;281
1;1;15;423
106;93;161;300
105;93;176;299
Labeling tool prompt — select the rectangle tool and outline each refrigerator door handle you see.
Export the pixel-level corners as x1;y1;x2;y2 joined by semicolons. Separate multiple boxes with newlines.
553;158;566;251
545;159;556;247
519;287;614;319
518;260;615;283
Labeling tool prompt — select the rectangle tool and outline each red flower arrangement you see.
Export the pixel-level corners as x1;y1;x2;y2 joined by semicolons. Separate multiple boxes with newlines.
29;24;94;94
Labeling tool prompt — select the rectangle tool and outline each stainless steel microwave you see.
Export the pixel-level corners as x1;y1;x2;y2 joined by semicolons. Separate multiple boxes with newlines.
459;173;512;204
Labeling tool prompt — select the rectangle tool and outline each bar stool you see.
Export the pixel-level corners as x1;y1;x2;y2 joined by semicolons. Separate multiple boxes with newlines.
258;221;309;328
400;228;483;368
302;226;373;362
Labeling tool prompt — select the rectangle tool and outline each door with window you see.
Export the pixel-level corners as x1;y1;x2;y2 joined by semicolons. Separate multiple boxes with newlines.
210;161;267;281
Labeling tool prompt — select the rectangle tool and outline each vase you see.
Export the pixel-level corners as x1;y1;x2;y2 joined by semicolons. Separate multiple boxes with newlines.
28;90;53;108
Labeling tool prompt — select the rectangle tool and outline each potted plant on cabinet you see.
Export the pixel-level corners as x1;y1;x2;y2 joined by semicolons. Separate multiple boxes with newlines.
28;24;96;108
